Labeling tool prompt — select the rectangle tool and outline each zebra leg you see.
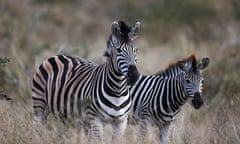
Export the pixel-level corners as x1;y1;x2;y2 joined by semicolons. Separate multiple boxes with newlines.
158;123;171;144
82;120;90;136
88;117;104;144
32;99;49;125
111;116;128;144
33;109;49;124
32;101;49;144
137;118;150;144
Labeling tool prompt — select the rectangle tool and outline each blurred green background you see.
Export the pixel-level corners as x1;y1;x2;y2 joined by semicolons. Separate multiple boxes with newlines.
0;0;240;143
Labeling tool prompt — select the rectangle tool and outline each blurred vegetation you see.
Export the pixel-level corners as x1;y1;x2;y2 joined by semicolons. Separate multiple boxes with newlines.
232;0;240;19
0;57;10;67
123;0;215;25
0;0;240;143
32;0;78;4
0;57;10;100
206;45;240;107
120;0;240;43
29;0;240;26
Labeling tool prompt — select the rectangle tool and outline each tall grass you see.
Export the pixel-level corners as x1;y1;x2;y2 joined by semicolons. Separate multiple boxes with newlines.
0;0;240;143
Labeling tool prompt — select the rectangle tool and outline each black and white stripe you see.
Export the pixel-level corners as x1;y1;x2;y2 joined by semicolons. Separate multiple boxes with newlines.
129;54;209;144
32;21;141;144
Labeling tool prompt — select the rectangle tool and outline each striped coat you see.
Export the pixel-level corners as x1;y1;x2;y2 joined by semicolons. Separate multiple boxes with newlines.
129;55;209;144
32;21;141;144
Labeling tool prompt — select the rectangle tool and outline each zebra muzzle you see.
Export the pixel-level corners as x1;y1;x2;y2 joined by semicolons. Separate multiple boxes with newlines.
192;92;203;109
127;65;139;86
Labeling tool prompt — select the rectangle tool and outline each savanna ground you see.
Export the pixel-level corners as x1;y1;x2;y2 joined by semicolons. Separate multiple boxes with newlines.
0;0;240;143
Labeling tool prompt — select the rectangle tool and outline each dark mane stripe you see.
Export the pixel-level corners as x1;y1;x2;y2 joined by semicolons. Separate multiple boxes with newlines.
189;54;197;70
118;21;131;41
156;54;197;76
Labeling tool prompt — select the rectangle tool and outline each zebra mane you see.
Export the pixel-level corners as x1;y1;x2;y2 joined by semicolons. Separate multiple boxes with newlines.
117;21;132;41
156;54;197;76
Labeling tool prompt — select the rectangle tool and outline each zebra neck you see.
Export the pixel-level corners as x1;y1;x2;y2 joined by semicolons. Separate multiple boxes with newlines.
165;76;188;113
103;60;128;96
108;56;124;77
160;67;189;109
151;74;187;116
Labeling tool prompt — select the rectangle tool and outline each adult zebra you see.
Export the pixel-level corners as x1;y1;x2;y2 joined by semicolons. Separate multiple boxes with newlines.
129;54;209;144
32;21;141;144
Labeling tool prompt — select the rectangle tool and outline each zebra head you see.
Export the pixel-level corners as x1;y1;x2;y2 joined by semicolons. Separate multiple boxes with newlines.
178;55;209;109
104;21;141;86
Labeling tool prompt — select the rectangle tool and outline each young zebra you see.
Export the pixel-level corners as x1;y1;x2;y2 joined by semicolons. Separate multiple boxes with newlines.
129;54;209;144
32;21;141;144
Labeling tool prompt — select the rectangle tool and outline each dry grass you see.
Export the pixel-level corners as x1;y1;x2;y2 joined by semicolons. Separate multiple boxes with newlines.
0;0;240;143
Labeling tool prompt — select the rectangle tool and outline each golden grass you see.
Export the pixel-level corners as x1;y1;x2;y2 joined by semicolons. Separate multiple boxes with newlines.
1;0;240;143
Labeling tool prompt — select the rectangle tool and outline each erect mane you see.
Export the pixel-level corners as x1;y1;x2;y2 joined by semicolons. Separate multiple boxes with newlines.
188;54;197;70
118;21;131;41
156;54;197;76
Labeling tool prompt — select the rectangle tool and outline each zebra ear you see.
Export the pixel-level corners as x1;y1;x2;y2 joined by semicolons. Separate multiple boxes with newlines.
128;21;141;40
111;21;121;36
105;21;120;57
197;57;209;70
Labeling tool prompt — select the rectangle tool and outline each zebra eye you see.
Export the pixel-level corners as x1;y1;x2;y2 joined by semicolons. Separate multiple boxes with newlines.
186;80;191;83
117;48;122;53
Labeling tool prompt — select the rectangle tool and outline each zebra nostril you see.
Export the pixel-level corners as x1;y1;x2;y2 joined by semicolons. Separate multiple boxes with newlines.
192;92;203;109
127;65;139;86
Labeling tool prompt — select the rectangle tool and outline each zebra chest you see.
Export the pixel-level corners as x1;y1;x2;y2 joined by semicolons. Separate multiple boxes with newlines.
88;92;132;122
